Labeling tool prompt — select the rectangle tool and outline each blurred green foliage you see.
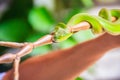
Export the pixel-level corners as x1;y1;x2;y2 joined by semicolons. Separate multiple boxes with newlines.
0;0;94;73
28;7;55;32
75;77;84;80
0;19;30;41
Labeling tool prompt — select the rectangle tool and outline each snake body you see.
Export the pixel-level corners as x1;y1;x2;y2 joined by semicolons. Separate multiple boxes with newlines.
53;8;120;42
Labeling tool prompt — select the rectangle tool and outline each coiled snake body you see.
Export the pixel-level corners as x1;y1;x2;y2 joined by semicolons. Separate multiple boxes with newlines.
53;8;120;42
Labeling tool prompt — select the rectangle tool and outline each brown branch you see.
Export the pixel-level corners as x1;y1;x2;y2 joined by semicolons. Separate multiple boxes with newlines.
33;35;54;48
0;35;53;63
13;57;20;80
0;53;16;63
69;22;90;32
0;41;27;48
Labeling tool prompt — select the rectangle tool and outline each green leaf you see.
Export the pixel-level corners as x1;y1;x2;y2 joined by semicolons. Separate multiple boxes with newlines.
28;7;55;32
0;19;30;42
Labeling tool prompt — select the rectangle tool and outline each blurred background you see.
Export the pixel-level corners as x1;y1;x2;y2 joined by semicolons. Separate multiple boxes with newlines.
0;0;120;80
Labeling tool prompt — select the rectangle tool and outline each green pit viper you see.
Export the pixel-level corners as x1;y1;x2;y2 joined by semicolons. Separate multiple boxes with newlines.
53;8;120;42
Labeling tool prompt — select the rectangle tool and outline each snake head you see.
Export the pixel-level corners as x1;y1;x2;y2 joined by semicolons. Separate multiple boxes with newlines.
53;23;72;42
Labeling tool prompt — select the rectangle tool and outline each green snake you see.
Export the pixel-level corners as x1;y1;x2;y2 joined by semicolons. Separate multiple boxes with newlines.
53;8;120;42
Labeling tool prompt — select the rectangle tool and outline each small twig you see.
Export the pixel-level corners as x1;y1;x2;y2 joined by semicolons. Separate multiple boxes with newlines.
0;53;16;63
0;41;27;48
13;57;20;80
